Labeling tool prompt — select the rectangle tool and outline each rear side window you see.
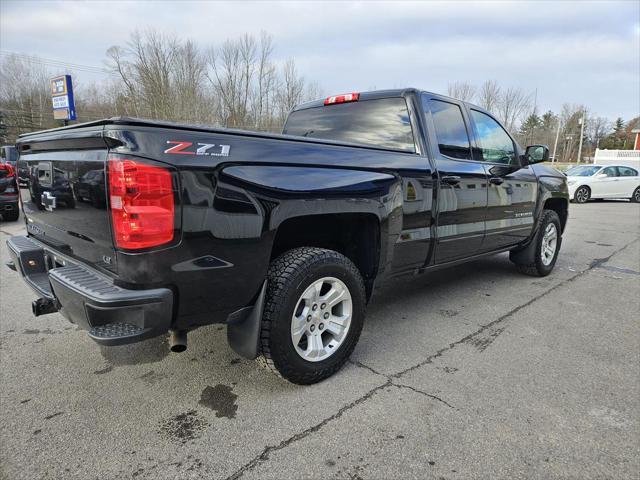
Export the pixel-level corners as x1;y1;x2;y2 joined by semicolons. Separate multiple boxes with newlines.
283;98;415;152
618;166;638;176
470;110;516;165
427;99;472;160
601;167;618;177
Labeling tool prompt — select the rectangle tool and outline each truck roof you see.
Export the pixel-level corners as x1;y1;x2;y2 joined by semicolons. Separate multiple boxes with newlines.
291;87;488;113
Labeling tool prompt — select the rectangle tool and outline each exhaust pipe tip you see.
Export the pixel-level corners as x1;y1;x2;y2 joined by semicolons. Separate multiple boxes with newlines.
169;329;187;353
32;297;59;316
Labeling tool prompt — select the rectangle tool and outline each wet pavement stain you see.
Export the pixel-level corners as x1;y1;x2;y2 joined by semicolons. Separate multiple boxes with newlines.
22;329;61;335
199;384;238;419
93;364;113;375
158;410;207;444
44;411;64;420
438;309;459;317
466;326;506;352
138;370;168;385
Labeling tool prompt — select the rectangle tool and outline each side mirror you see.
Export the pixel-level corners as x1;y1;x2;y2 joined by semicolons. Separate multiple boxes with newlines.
524;145;549;165
596;173;607;178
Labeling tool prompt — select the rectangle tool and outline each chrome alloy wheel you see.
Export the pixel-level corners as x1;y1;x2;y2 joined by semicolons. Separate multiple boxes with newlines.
540;223;558;266
291;277;352;362
575;187;589;203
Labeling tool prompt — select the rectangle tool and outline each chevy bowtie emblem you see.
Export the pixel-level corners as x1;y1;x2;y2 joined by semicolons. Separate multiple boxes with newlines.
42;191;57;211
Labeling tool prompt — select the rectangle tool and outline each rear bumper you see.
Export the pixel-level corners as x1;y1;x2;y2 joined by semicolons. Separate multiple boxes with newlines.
6;235;173;346
0;195;18;210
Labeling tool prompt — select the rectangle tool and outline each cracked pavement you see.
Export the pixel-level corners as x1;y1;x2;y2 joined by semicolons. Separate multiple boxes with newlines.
1;201;639;479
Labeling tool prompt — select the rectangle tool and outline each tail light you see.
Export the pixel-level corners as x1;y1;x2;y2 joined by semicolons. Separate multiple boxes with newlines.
324;93;360;106
0;163;15;177
108;156;175;250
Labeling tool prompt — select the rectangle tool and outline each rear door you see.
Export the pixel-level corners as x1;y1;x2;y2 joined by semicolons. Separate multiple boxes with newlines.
467;108;537;251
616;166;639;197
422;94;488;263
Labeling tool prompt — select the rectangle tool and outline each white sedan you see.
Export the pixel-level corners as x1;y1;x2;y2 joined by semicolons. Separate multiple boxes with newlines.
566;165;640;203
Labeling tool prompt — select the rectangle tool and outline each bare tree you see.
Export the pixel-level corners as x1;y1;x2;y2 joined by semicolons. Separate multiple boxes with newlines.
447;81;476;102
0;54;55;140
587;116;611;151
477;80;501;112
497;87;532;132
276;59;306;123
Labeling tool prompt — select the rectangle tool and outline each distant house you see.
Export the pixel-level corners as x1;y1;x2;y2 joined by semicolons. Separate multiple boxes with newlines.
633;128;640;151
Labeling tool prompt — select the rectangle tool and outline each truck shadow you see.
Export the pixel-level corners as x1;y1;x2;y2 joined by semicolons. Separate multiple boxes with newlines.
96;253;525;376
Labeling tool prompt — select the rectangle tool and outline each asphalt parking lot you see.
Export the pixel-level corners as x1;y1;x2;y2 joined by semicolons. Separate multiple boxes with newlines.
1;201;639;480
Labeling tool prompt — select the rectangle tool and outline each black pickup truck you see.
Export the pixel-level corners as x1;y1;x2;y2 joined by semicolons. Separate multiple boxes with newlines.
7;88;569;384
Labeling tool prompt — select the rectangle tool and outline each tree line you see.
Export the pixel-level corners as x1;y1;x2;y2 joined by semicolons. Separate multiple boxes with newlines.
447;80;639;162
0;30;320;143
1;30;637;162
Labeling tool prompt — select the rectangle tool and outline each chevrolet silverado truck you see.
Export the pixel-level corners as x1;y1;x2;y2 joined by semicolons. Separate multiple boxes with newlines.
6;89;569;384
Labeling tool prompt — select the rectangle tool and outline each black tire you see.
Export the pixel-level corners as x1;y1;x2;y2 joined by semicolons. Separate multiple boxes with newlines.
514;209;562;277
1;207;20;222
573;186;590;204
257;247;366;385
631;187;640;203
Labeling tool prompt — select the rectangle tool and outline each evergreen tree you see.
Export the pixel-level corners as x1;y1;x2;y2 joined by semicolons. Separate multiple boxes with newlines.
519;112;542;143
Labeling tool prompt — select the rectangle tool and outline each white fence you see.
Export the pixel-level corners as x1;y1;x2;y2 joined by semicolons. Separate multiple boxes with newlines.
594;149;640;169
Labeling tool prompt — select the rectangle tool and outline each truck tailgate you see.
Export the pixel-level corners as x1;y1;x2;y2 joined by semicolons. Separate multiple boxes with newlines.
19;149;116;273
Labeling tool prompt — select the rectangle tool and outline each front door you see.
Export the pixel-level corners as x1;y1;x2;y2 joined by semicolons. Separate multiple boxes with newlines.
467;108;537;251
423;95;488;263
591;166;622;197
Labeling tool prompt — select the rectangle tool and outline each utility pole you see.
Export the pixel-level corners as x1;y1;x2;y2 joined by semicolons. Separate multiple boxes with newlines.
552;119;561;163
577;109;586;164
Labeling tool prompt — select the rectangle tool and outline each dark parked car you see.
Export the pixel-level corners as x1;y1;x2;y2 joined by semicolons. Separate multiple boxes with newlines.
0;160;19;221
75;169;106;207
1;145;28;187
6;88;569;384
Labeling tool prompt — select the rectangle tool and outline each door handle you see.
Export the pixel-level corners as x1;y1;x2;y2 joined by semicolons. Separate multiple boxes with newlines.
489;177;504;185
441;175;461;186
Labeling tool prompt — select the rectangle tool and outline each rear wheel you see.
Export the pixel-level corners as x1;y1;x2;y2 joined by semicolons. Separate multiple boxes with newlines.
257;247;366;384
513;209;562;277
1;207;19;222
631;187;640;203
573;186;590;204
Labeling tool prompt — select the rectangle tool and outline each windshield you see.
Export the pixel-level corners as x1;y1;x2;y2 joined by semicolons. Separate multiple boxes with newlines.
565;165;601;177
283;98;416;152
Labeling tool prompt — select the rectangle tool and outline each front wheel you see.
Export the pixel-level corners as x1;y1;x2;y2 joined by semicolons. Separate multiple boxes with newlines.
513;210;562;277
257;247;366;384
573;186;590;203
631;187;640;203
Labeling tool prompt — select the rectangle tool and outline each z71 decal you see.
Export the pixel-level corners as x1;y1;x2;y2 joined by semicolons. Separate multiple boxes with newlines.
164;141;230;157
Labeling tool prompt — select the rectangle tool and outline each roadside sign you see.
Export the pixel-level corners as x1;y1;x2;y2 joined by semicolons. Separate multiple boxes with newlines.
50;75;76;121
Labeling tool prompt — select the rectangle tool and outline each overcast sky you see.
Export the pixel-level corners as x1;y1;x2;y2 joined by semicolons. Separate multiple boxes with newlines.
1;0;638;120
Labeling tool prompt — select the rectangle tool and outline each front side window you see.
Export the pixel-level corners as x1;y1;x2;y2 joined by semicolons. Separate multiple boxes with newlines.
601;167;618;177
618;166;638;177
427;99;472;160
470;110;516;165
566;165;601;176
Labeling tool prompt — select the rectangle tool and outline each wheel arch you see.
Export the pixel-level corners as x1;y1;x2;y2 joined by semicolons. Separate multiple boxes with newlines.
270;213;382;300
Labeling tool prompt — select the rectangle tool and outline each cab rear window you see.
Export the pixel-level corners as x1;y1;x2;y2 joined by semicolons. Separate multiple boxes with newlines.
283;98;416;153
